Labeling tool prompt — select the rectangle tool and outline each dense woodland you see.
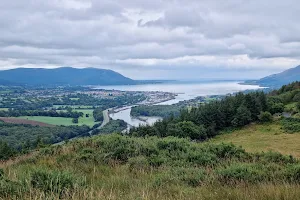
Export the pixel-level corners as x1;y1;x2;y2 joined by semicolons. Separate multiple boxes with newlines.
131;104;182;118
0;109;84;118
0;122;90;152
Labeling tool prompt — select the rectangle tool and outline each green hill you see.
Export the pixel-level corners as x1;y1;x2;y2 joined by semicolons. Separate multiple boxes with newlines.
0;67;135;86
245;65;300;88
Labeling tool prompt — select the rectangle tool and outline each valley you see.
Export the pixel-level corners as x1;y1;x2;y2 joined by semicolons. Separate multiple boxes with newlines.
0;72;299;200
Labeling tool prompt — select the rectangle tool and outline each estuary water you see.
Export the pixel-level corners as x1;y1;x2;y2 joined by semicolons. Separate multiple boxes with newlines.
95;81;263;127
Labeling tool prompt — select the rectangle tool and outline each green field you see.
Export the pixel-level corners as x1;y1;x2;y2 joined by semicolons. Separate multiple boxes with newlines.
0;108;9;111
209;121;300;158
74;109;97;127
18;116;75;126
18;109;98;127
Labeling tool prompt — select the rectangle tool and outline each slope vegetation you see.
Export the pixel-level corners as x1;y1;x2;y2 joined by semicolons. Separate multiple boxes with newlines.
2;134;300;200
210;121;300;158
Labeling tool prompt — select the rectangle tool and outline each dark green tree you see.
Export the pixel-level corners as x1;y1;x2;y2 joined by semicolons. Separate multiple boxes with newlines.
231;104;252;127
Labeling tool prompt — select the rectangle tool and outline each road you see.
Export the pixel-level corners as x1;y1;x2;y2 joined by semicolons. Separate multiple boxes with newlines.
100;109;110;128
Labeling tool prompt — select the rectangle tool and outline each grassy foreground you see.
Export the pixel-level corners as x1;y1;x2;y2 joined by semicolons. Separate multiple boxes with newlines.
210;122;300;158
2;134;300;200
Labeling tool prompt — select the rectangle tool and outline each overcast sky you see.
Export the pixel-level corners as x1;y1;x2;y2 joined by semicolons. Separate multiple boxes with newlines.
0;0;300;80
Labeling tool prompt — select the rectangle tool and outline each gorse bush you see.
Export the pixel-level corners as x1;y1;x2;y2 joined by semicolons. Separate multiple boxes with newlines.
284;164;300;182
217;163;266;184
256;151;295;164
258;111;273;123
281;118;300;133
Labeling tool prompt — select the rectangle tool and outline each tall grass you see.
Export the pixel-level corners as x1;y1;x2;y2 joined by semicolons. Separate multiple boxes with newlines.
2;134;300;200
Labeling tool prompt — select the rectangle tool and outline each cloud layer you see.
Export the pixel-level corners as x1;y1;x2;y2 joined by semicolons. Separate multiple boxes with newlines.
0;0;299;79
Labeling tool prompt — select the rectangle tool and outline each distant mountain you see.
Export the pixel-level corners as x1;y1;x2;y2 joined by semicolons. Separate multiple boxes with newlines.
0;67;135;86
244;65;300;88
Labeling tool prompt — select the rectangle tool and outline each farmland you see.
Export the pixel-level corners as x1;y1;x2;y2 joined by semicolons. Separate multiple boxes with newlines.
17;116;75;126
0;117;53;127
17;109;97;127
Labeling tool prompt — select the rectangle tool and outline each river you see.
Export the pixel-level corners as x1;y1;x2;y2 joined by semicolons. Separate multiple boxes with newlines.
96;81;263;127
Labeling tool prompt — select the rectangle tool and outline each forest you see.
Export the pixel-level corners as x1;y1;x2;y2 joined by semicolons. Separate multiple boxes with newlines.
0;122;90;152
0;109;84;118
131;104;182;118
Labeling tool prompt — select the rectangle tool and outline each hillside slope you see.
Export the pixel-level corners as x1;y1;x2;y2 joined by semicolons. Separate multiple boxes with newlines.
210;122;300;157
245;65;300;88
2;134;300;199
0;67;135;85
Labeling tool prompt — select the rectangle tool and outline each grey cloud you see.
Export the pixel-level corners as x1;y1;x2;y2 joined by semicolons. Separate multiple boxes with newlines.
0;0;299;79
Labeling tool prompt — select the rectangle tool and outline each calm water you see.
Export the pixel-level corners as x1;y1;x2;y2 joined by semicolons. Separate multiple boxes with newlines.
96;81;263;127
109;106;162;127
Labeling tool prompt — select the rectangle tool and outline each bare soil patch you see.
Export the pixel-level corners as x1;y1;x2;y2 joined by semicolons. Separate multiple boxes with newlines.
0;117;54;127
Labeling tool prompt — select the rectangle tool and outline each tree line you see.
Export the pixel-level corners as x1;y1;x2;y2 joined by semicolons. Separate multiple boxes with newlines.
0;109;84;118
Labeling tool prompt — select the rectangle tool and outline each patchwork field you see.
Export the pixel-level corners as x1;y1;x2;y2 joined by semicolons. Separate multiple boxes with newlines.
17;109;97;127
0;117;53;127
17;116;74;126
209;122;300;158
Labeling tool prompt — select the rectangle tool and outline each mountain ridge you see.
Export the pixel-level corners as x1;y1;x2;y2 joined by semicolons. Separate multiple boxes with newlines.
0;67;135;86
244;65;300;88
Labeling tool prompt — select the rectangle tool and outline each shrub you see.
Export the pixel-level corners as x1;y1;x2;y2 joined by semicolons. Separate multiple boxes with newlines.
147;155;165;167
269;103;285;114
72;118;79;124
95;134;137;162
258;111;273;123
168;121;207;140
187;151;217;166
258;151;295;164
217;164;266;184
205;143;248;160
156;137;189;153
281;118;300;133
284;164;300;182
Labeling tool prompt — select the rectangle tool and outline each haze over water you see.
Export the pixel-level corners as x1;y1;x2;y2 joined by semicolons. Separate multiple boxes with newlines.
95;81;263;127
96;81;263;105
